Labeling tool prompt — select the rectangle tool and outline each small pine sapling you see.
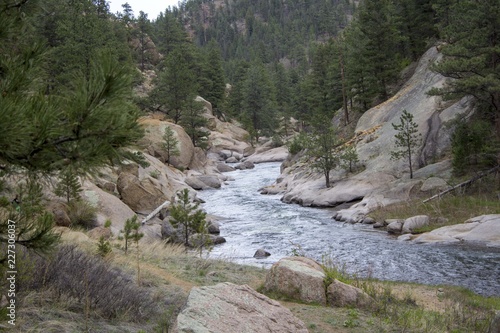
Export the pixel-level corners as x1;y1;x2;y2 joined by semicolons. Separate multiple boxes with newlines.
390;110;422;179
54;169;82;204
122;215;141;254
163;126;180;165
169;188;207;248
340;145;359;173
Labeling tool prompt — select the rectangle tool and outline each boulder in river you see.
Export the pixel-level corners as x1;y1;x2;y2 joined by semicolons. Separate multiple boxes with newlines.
402;215;429;234
386;219;404;234
254;248;271;258
235;160;255;170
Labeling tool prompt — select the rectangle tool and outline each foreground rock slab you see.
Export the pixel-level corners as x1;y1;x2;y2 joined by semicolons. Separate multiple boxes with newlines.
176;282;307;333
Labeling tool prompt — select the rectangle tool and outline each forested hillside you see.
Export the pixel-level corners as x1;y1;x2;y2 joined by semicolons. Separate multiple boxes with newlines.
161;0;499;176
1;0;499;274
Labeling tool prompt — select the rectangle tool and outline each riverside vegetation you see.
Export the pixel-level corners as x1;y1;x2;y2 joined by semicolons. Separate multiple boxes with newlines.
6;234;500;332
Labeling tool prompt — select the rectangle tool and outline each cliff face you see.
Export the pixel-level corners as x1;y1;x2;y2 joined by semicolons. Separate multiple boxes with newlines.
265;47;473;221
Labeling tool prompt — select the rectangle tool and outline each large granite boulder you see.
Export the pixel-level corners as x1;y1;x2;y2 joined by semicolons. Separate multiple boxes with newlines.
216;162;236;173
264;256;327;305
244;146;289;164
185;174;222;190
138;117;196;170
176;283;308;333
49;202;71;227
81;181;136;234
327;279;373;308
116;172;168;213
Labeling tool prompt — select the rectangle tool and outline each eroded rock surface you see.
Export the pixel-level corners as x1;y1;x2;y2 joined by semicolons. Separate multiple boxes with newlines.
176;282;308;333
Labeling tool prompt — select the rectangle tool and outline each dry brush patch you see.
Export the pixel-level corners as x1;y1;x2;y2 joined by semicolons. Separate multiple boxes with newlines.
13;244;184;332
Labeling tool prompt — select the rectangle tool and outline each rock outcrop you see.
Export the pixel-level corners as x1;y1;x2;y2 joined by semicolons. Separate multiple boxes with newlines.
81;181;136;233
414;214;500;247
264;257;373;308
268;46;472;221
175;282;308;333
264;256;327;305
138;118;199;170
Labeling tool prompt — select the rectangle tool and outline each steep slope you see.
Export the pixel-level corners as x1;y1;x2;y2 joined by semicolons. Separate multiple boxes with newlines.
264;46;473;222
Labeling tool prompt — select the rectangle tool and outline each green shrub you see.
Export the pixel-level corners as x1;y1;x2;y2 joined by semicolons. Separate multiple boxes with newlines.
96;236;112;257
66;200;98;229
0;196;10;207
104;219;112;228
287;132;308;155
451;118;498;175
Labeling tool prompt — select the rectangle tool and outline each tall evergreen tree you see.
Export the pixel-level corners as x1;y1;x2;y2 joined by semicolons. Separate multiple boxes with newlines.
152;10;189;56
306;116;340;188
179;99;209;149
135;11;152;71
390;110;422;179
150;47;198;123
241;63;277;143
430;0;500;140
162;126;180;166
350;0;401;104
198;40;226;118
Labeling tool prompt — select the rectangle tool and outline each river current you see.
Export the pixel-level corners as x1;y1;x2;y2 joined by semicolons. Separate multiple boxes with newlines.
198;162;500;296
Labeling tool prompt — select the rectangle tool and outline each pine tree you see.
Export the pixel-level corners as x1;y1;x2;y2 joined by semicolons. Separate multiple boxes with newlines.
179;99;209;149
340;146;359;173
122;215;142;254
306;117;340;188
390;110;422;179
54;169;82;204
348;0;401;104
150;47;198;123
241;63;277;143
169;189;207;248
430;0;500;140
162;126;180;165
152;11;189;56
135;11;153;71
198;40;226;118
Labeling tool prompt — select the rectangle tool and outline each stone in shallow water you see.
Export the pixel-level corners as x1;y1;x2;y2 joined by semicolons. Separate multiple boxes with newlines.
253;248;271;258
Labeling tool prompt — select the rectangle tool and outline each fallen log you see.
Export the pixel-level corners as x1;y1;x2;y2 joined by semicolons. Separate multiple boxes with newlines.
422;166;499;203
141;199;171;225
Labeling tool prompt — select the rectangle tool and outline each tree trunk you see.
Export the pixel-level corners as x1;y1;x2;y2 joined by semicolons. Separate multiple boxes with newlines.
339;47;349;125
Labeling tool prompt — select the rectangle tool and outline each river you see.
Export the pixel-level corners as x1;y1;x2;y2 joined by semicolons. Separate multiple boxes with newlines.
198;162;500;296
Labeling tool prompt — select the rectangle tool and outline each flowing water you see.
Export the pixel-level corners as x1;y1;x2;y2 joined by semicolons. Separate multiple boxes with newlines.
198;162;500;296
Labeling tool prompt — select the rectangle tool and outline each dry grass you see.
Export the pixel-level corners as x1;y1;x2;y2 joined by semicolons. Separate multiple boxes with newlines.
9;229;500;333
370;190;499;232
371;171;499;222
